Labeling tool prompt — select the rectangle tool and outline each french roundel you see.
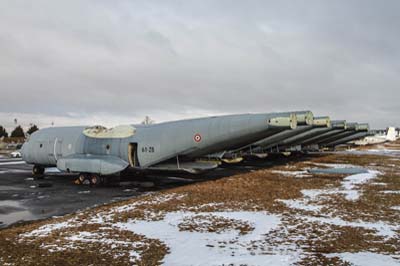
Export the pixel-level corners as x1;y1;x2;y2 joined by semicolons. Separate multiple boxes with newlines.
194;133;202;143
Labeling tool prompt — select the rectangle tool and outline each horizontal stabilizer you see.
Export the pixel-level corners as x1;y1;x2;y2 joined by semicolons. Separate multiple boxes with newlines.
57;154;129;175
148;161;219;174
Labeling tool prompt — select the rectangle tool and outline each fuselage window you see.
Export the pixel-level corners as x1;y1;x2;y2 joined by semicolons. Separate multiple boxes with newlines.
39;144;43;148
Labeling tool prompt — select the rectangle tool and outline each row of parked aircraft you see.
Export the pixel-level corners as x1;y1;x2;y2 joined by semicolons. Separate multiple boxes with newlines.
21;111;398;185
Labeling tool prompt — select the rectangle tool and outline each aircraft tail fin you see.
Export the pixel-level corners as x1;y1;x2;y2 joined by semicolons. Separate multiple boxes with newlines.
386;127;396;141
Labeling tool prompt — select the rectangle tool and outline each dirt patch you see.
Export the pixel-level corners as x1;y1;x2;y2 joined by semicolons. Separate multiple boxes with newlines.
178;214;254;235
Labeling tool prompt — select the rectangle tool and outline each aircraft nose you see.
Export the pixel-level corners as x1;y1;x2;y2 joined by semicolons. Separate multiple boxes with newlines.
21;142;28;159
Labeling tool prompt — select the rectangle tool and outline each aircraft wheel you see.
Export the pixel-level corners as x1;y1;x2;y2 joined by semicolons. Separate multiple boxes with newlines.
32;165;45;176
89;174;102;186
75;173;87;185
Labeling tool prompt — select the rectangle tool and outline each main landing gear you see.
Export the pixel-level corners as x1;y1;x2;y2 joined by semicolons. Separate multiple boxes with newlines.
75;173;105;186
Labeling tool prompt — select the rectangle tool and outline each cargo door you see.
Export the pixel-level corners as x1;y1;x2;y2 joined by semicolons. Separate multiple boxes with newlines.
54;138;63;161
46;138;62;165
128;143;139;167
46;139;55;165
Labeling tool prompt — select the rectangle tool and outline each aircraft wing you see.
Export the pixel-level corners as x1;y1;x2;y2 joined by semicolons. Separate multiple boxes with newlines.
57;154;129;175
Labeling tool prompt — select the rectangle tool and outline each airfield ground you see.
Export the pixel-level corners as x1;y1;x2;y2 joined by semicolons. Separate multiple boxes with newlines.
0;142;400;266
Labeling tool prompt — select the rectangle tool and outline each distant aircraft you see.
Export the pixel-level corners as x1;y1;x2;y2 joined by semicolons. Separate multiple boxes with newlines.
22;113;298;184
324;123;370;148
305;122;361;150
250;115;330;153
354;127;397;146
275;120;345;151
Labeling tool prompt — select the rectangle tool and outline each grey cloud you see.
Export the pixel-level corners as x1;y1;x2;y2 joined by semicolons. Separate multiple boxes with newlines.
0;0;399;129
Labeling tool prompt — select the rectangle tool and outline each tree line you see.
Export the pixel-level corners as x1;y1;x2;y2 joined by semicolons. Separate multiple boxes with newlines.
0;125;39;138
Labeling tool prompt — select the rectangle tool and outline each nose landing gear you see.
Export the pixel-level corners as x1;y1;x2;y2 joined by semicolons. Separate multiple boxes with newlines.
32;165;45;179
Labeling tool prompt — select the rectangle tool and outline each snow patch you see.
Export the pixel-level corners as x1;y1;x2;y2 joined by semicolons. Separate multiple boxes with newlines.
301;169;379;202
115;211;300;266
185;202;227;211
312;162;359;169
78;190;91;194
382;190;400;194
301;188;339;199
327;252;400;266
370;182;387;186
341;170;380;200
113;193;185;214
281;167;399;239
22;221;78;238
271;170;311;178
278;199;322;212
303;216;397;238
346;149;400;157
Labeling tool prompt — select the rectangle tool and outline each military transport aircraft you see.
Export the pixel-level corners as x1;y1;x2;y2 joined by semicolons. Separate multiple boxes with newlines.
22;112;298;185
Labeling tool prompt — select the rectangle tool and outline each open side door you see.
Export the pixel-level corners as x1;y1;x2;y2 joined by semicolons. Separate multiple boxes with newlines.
128;143;139;167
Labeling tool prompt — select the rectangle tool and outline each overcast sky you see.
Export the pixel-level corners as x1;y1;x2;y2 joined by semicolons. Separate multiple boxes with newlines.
0;0;399;131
